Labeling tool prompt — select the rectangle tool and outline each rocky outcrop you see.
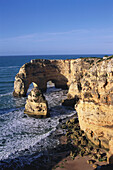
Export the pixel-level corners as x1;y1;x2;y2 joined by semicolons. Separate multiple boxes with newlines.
13;58;98;97
13;56;113;162
107;138;113;164
71;56;113;158
13;59;71;97
24;87;49;118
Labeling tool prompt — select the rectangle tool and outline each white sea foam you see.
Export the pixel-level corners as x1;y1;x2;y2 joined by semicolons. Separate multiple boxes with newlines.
0;92;12;97
0;66;20;69
0;88;77;161
0;109;59;160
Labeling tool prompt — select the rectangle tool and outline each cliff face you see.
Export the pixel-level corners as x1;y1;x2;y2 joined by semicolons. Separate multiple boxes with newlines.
13;59;71;97
13;58;98;97
71;56;113;162
13;56;113;162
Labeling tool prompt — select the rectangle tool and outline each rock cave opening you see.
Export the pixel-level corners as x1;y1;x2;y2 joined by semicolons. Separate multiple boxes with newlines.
47;81;55;88
27;82;39;96
27;83;34;94
46;80;58;93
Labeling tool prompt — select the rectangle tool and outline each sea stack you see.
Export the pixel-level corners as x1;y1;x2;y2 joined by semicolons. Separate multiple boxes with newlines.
14;56;113;162
24;87;49;118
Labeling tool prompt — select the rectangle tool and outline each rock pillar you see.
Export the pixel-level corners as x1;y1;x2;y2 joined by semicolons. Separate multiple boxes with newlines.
24;87;49;118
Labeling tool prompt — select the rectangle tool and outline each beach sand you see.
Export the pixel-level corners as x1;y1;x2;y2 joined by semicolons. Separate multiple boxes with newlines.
51;136;109;170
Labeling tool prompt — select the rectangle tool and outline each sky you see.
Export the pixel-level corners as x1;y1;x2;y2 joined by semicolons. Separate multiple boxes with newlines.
0;0;113;55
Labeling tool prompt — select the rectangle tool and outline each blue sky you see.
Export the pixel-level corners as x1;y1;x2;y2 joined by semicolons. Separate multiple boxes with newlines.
0;0;113;55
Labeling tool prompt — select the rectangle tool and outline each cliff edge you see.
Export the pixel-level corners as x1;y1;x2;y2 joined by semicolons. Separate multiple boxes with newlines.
13;56;113;163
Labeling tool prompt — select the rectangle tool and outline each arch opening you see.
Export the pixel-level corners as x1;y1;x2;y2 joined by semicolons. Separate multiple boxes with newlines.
27;83;34;96
26;82;39;96
47;81;55;88
46;80;61;93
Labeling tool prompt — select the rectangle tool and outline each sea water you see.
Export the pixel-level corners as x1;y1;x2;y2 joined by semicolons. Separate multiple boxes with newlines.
0;54;107;166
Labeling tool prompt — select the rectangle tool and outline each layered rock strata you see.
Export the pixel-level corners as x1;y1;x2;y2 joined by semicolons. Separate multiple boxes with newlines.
13;59;71;97
13;56;113;162
24;87;49;118
13;58;98;97
71;56;113;162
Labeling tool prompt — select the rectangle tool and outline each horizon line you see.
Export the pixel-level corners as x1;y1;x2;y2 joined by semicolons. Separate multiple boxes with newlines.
0;53;112;57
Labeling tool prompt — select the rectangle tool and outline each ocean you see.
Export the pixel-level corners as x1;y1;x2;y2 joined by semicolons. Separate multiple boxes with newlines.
0;54;108;168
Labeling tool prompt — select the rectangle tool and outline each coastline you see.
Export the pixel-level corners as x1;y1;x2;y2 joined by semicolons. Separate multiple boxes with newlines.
0;113;75;169
52;117;109;170
0;111;113;170
23;114;111;170
1;55;113;169
38;114;113;170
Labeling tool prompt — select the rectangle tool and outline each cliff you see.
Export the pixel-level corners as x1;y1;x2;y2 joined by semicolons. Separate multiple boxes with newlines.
13;56;113;163
72;56;113;163
13;58;98;97
13;59;71;97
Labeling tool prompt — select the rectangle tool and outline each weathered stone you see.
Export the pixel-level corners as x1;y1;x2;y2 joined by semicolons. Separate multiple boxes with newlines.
24;87;49;118
13;56;113;160
74;57;113;152
13;58;98;97
87;159;96;164
92;164;99;168
69;118;77;124
13;59;73;97
107;138;113;164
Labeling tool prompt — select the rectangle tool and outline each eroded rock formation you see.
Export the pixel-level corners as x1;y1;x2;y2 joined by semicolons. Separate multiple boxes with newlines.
24;87;49;118
13;56;113;162
13;59;71;97
71;56;113;163
13;58;98;97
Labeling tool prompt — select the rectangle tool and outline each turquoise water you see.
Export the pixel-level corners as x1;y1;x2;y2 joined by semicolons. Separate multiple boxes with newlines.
0;54;108;167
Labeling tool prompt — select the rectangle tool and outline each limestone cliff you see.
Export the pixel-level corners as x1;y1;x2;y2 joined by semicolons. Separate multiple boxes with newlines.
13;59;71;97
71;56;113;163
13;56;113;162
13;58;98;97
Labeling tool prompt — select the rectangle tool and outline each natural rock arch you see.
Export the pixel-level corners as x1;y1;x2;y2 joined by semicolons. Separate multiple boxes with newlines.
13;58;99;97
13;56;113;162
13;59;71;97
